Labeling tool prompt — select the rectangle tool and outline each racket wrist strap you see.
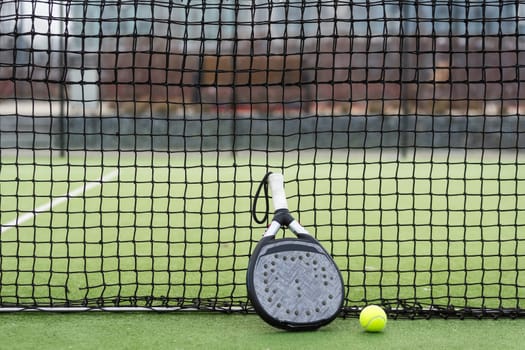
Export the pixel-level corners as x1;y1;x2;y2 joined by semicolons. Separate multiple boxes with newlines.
274;208;294;226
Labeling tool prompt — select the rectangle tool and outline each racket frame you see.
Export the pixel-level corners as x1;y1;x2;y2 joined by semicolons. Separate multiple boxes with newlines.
247;174;344;331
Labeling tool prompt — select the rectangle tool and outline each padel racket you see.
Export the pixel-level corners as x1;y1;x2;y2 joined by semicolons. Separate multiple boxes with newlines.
247;172;344;331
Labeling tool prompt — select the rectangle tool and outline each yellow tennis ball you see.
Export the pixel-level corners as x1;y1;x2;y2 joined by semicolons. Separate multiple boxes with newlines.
359;305;387;332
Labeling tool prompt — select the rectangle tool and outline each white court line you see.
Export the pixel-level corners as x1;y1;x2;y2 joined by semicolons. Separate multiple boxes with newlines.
0;169;119;234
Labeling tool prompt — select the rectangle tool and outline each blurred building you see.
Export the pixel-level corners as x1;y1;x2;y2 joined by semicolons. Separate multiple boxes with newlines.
1;1;524;113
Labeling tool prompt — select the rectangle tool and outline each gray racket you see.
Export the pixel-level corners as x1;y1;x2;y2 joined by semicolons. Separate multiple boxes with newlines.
247;173;344;331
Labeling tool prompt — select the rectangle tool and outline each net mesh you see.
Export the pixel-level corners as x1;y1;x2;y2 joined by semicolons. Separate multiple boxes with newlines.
0;0;524;318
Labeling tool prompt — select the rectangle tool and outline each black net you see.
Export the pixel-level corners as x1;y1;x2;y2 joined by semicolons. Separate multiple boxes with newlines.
0;0;524;318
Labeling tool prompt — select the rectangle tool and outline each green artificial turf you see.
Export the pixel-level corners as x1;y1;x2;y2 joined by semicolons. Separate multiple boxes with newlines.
1;151;524;311
0;312;523;350
1;149;524;337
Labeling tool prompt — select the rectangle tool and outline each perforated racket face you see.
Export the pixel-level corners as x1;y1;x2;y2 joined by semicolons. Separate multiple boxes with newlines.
248;239;344;329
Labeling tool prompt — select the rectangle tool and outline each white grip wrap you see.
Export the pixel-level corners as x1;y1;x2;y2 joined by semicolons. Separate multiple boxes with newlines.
268;173;289;211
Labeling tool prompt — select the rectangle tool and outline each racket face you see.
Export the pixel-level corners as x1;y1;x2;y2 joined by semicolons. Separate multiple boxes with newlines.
247;237;344;330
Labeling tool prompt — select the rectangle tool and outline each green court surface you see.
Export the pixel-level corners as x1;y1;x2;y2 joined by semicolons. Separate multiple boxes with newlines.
1;151;524;310
0;312;523;350
0;151;524;348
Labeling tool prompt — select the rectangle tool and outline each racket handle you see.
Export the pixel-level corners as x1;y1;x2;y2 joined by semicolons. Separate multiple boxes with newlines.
268;173;289;211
